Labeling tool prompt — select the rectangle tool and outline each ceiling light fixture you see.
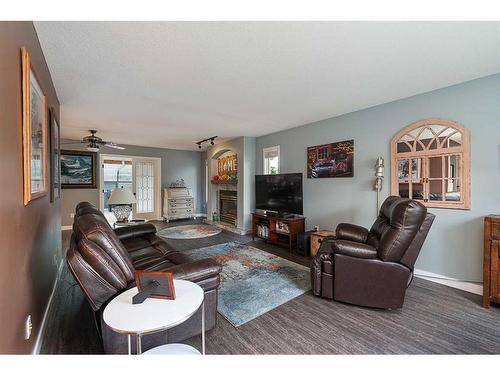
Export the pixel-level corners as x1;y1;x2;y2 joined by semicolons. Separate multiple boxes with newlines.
195;136;218;150
86;142;100;152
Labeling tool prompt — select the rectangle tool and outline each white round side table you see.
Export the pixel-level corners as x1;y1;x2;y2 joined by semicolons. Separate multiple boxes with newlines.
103;279;205;355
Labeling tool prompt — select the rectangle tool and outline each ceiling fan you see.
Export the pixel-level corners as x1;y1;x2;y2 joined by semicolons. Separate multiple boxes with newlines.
62;130;125;152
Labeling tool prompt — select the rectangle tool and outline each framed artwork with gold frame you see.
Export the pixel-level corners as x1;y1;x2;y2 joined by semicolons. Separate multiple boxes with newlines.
22;47;48;205
49;108;61;202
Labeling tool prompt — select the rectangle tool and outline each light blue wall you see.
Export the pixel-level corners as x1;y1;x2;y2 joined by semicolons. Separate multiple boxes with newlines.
61;142;203;226
243;137;257;230
256;74;500;282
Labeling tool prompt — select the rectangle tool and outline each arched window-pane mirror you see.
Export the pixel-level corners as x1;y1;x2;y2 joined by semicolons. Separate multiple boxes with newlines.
391;119;470;209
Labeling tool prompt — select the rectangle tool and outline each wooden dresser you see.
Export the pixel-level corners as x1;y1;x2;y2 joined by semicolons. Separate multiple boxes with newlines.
163;187;195;222
483;215;500;308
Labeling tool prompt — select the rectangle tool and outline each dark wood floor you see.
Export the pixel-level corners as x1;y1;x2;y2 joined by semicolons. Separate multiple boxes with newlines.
41;219;500;354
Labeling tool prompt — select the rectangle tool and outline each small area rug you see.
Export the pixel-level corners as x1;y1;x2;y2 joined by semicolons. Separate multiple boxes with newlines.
184;241;310;327
158;224;222;240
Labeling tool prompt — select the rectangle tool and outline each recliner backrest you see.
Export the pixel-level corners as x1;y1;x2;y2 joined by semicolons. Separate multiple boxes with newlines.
74;201;107;223
399;212;435;270
75;201;94;212
369;196;427;262
73;212;135;281
67;203;135;311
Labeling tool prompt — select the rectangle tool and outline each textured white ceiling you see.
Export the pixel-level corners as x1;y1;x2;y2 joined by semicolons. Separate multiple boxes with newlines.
34;21;500;151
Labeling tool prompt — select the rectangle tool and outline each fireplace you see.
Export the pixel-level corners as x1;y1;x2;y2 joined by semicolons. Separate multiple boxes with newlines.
219;190;237;227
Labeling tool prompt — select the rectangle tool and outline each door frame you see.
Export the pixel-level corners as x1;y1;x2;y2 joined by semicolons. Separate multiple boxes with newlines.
99;154;162;220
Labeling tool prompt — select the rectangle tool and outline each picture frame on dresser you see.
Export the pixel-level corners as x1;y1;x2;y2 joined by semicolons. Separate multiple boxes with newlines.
21;47;49;205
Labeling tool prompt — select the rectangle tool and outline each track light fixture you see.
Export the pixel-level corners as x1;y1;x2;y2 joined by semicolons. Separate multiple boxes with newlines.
195;136;218;149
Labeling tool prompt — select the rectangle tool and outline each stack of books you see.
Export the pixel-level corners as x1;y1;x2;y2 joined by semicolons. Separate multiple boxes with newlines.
257;225;269;238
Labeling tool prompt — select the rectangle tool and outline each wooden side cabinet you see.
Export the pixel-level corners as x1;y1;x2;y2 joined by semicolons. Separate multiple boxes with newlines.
310;230;336;257
483;215;500;308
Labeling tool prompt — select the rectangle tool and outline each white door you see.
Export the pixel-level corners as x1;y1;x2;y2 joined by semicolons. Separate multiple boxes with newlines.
132;158;161;220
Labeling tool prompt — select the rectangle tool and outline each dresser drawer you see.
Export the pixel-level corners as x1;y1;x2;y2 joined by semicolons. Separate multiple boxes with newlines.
169;198;194;205
168;207;193;216
492;223;500;240
168;201;193;209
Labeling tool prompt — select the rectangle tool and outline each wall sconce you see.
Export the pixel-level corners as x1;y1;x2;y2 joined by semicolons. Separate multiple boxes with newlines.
374;157;384;214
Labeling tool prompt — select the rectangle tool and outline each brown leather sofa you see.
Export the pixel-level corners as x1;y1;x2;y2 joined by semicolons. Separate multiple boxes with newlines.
67;202;222;354
311;196;435;309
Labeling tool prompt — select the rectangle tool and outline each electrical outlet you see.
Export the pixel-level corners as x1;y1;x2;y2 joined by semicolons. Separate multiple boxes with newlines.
25;315;32;340
70;213;75;219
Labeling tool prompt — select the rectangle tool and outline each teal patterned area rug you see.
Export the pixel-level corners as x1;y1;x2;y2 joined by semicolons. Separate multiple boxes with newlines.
184;241;310;327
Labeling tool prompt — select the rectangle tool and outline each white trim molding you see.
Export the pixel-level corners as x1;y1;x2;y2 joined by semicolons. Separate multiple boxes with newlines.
32;259;64;354
414;268;482;295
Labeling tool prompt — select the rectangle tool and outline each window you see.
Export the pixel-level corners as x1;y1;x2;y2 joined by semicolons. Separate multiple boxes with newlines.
263;145;280;175
317;146;329;160
102;159;132;210
391;119;470;209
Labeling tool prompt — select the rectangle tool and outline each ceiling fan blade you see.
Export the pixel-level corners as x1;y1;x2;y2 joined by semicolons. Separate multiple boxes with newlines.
104;143;125;150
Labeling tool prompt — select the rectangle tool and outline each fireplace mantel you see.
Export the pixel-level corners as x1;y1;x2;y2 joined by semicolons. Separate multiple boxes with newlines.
211;180;238;185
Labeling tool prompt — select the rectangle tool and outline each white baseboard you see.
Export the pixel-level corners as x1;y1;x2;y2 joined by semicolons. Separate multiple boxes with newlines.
414;268;482;296
61;225;72;231
32;258;64;354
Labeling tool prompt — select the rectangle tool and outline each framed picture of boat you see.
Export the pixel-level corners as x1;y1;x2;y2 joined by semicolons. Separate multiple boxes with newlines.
61;150;97;189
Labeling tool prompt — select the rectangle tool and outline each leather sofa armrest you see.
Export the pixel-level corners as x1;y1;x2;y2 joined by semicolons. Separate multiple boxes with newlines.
332;240;377;259
335;223;369;243
315;235;337;259
114;223;157;241
167;258;222;284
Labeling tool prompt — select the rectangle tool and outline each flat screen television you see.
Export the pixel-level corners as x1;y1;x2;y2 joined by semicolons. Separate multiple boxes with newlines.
255;173;303;215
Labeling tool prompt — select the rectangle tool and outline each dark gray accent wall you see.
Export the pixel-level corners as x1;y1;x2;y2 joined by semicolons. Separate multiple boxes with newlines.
256;74;500;282
0;22;61;353
61;142;203;226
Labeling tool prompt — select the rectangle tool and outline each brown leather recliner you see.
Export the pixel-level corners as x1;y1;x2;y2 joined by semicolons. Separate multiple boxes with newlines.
311;196;435;309
67;202;222;354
